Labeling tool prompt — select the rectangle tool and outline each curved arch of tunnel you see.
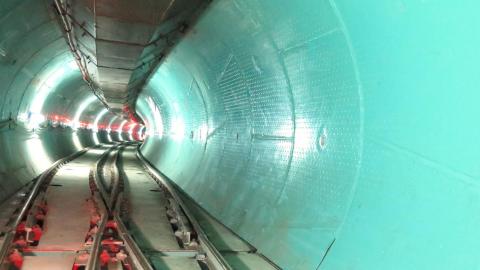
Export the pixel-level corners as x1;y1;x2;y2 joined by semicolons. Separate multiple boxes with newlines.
1;0;479;270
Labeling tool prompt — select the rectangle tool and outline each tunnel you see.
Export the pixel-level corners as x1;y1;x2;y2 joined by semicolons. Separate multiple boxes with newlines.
0;0;478;269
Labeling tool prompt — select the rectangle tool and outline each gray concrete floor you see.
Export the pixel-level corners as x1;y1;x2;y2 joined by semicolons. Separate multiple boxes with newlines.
223;253;279;270
23;254;77;270
122;147;180;251
150;255;202;270
119;145;277;270
180;195;253;252
121;146;207;270
179;190;279;270
37;153;98;250
22;147;108;270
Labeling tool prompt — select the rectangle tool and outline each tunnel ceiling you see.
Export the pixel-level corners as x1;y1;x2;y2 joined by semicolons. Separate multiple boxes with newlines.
0;0;143;134
57;0;209;116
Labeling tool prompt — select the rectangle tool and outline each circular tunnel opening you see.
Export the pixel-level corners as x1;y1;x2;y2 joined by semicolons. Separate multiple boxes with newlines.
1;0;479;269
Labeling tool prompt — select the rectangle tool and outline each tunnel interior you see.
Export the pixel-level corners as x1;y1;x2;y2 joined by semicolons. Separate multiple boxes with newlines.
1;0;479;269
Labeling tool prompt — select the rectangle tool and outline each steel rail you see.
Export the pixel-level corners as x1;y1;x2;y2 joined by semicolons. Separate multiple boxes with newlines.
136;149;233;270
94;145;118;212
108;147;123;210
113;193;155;270
87;143;153;270
0;146;95;266
85;145;115;270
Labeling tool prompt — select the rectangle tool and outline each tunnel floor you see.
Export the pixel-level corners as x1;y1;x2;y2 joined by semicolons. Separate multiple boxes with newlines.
0;143;279;270
21;151;106;270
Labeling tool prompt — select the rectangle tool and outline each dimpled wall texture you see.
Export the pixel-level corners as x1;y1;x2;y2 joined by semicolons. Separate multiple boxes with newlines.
138;1;361;269
137;0;480;269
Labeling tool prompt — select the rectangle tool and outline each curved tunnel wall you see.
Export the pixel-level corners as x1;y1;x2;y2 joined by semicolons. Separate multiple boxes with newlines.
137;0;480;269
0;0;479;269
0;0;136;205
137;1;361;268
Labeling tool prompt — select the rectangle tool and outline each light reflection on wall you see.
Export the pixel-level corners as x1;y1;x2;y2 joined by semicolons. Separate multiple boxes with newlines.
72;95;97;130
277;118;317;152
17;113;46;130
107;116;118;142
92;108;109;145
93;109;108;131
20;58;78;130
170;117;185;141
72;131;83;151
167;99;184;140
137;126;146;140
146;96;163;138
198;123;208;141
30;67;65;114
92;131;100;145
128;123;137;141
294;118;316;150
26;134;52;172
118;120;127;141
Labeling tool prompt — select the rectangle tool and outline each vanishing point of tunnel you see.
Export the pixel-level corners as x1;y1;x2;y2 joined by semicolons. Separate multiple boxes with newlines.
0;0;478;269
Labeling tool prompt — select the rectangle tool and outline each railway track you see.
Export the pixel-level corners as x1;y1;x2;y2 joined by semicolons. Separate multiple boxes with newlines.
90;143;231;270
0;142;277;270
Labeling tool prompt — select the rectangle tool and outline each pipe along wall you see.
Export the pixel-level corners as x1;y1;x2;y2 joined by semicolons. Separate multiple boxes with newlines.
1;0;479;269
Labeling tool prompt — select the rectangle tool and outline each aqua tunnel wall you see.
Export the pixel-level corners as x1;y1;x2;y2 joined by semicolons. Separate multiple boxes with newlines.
0;0;479;269
136;0;480;269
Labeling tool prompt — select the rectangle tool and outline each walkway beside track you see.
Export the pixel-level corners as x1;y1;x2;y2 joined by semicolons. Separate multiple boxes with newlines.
22;146;111;270
120;146;202;270
179;194;279;270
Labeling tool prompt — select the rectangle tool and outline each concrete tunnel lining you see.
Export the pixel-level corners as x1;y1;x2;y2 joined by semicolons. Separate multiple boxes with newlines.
1;0;480;269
